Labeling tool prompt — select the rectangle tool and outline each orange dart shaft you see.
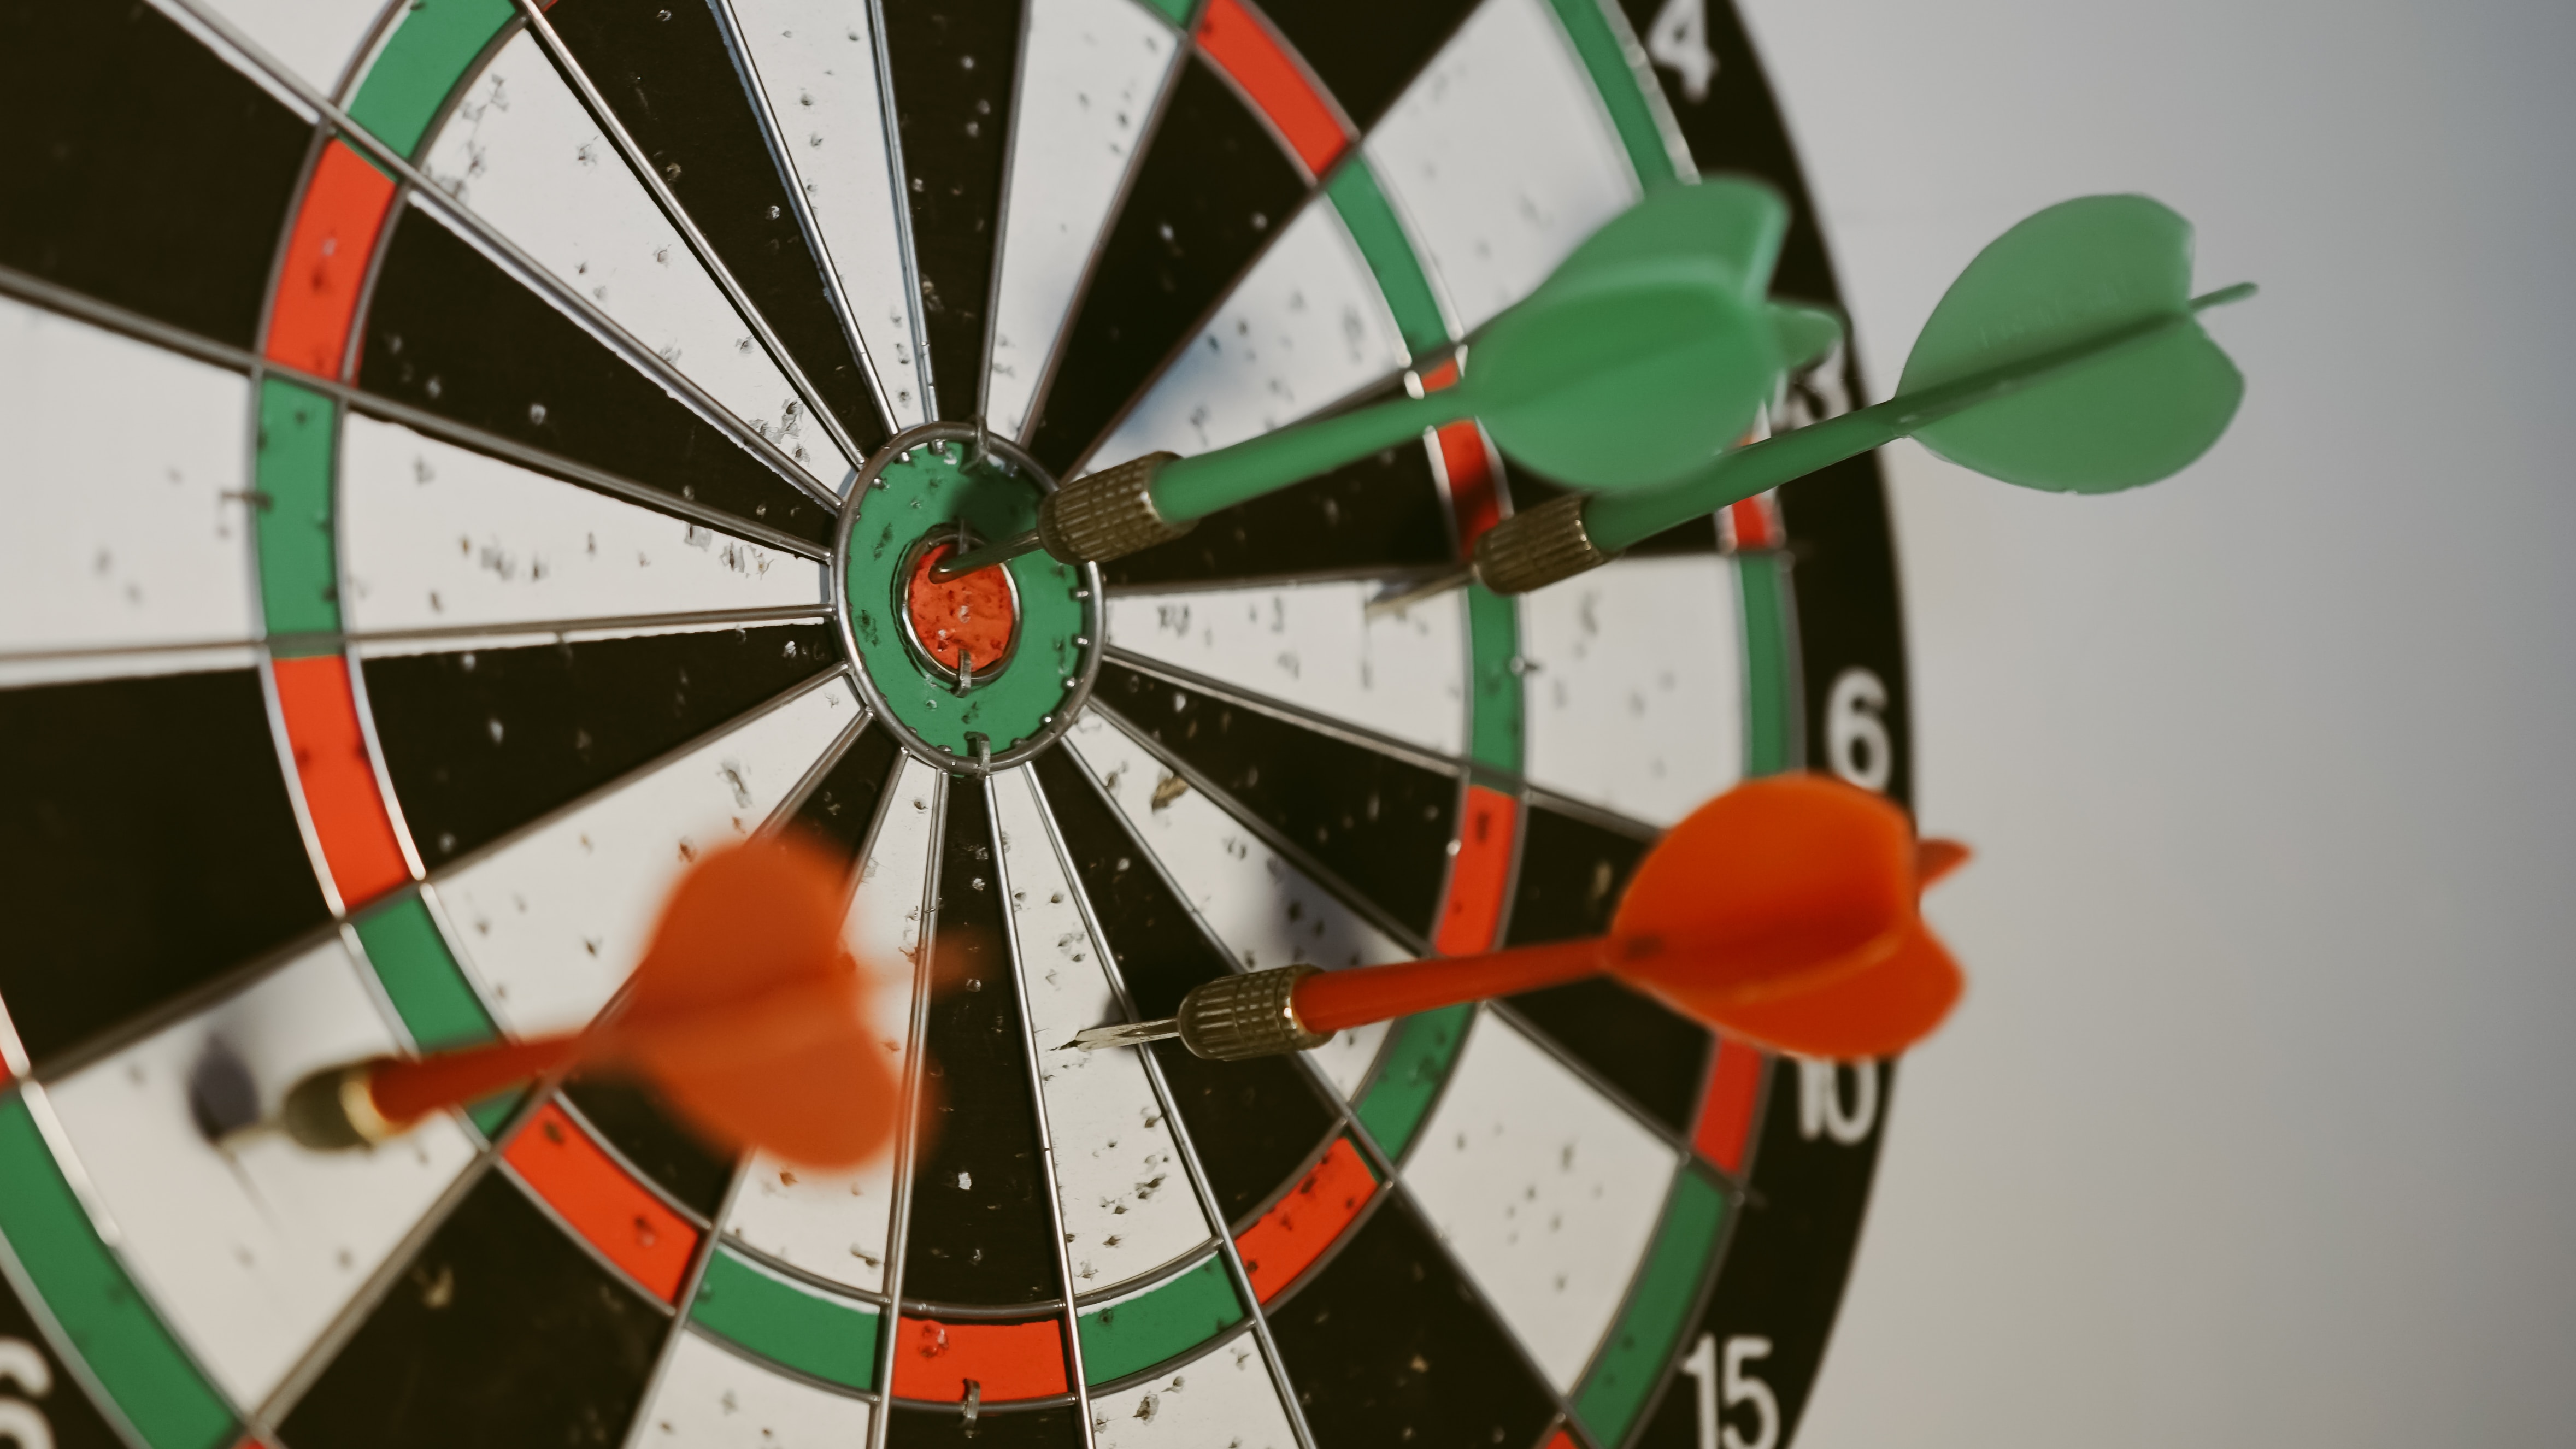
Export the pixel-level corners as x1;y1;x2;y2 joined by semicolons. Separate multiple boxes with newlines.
368;1034;583;1126
1292;937;1612;1034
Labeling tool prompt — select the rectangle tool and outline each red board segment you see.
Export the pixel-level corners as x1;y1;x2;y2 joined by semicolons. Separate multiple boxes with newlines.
1235;1136;1377;1301
1691;1038;1766;1173
1419;359;1504;550
1722;492;1783;551
1197;0;1349;176
1436;785;1519;956
504;1102;702;1303
271;654;411;908
890;1316;1069;1402
265;139;397;379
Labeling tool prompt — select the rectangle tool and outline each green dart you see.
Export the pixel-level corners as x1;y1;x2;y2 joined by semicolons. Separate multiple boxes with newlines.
940;188;2252;587
934;179;1822;578
1462;192;2253;598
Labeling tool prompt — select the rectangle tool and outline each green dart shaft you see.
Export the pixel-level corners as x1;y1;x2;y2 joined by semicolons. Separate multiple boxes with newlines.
1581;283;2256;555
1146;388;1469;522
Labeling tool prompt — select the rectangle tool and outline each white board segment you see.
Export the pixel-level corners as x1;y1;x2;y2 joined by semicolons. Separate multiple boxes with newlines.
43;941;479;1406
1105;581;1466;758
0;297;255;658
1518;553;1744;826
193;0;388;95
1091;1332;1298;1449
339;410;823;634
1401;1008;1679;1389
1364;0;1639;333
437;675;857;1036
720;754;937;1294
987;0;1178;439
1092;198;1409;467
635;1327;873;1446
420;32;853;483
992;767;1211;1294
1064;714;1392;1099
729;0;926;428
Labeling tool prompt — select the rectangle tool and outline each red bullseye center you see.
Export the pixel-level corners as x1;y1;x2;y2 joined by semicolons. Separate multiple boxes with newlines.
904;541;1018;674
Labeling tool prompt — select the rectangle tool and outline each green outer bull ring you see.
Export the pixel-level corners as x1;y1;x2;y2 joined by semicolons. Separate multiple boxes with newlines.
831;421;1106;775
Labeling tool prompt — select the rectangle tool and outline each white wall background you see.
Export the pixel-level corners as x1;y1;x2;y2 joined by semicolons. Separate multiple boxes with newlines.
1733;0;2576;1444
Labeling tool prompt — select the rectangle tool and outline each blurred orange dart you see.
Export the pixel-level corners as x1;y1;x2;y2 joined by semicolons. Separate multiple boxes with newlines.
263;832;904;1169
1068;774;1968;1062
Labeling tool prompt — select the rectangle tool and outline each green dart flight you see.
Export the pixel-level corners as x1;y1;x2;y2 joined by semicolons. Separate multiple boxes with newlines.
936;182;2252;592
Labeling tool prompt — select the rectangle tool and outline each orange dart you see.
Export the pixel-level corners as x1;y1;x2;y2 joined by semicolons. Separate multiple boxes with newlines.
269;832;904;1169
1069;774;1968;1061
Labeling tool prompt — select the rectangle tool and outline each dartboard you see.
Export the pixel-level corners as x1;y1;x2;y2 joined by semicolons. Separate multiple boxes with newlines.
0;1;1912;1447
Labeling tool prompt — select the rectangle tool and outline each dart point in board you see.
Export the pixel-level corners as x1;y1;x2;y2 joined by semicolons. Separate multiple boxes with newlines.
936;185;2254;594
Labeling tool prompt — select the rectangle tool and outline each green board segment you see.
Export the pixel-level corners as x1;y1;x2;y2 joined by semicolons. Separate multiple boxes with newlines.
254;378;339;646
0;1093;234;1449
842;446;1089;758
350;894;519;1137
1737;555;1793;776
1354;1004;1472;1161
690;1244;882;1391
353;894;493;1051
1572;1167;1728;1445
1076;1253;1245;1385
1134;0;1195;26
1545;0;1681;191
1466;585;1524;773
1326;158;1451;357
347;0;517;158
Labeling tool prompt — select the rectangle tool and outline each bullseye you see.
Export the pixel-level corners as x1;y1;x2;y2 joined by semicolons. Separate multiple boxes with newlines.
901;538;1018;681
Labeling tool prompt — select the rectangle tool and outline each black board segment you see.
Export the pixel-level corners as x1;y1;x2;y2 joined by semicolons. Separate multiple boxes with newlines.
902;779;1061;1306
356;204;836;545
1029;750;1335;1223
1094;663;1454;941
887;1400;1084;1449
0;0;307;350
0;669;330;1071
1267;1192;1558;1449
1104;385;1452;588
1502;980;1709;1138
1027;57;1308;473
786;718;907;867
278;1170;668;1449
1503;803;1649;947
1631;1058;1891;1449
546;0;887;454
881;0;1024;422
362;623;837;868
560;1075;736;1218
1254;0;1481;131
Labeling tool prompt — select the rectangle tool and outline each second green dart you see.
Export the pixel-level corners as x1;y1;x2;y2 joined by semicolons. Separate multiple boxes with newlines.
936;182;2252;593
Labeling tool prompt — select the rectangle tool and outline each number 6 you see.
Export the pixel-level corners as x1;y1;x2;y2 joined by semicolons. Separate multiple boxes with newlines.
1824;668;1892;792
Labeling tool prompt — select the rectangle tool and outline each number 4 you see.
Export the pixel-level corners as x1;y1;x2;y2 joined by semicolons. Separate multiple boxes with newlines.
1648;0;1719;104
1681;1333;1780;1449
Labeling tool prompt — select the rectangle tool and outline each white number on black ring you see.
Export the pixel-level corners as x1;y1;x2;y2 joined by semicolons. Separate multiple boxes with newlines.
1824;667;1893;792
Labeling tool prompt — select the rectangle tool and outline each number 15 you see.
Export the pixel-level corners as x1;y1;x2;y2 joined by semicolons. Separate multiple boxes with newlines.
1681;1332;1779;1449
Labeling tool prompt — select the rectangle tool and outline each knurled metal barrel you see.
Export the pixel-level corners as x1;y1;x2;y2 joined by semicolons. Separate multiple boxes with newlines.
1175;966;1331;1060
1037;451;1193;563
1471;491;1613;594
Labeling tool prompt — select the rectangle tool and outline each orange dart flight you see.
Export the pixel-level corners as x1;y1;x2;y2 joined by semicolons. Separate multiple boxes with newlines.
1072;774;1967;1061
270;832;904;1169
